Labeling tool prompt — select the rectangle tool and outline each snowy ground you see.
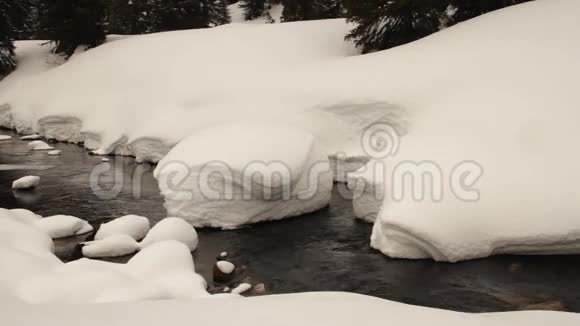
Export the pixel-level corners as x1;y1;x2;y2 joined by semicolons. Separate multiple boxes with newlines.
0;0;579;263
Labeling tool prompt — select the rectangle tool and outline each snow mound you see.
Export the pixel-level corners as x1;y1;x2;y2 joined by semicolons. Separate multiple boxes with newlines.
0;20;359;161
35;215;93;239
12;176;40;190
20;134;41;140
27;140;53;150
155;123;333;228
216;261;235;274
154;123;332;228
140;218;198;251
82;234;140;258
363;0;580;261
95;215;151;241
231;283;252;295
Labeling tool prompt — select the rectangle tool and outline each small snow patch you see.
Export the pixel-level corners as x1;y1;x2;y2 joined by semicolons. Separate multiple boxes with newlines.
35;215;93;239
140;217;198;251
47;150;61;156
220;252;228;258
0;135;12;141
82;234;140;258
101;158;110;162
95;215;151;241
20;134;42;140
27;140;53;150
231;283;252;295
12;176;40;190
216;261;235;274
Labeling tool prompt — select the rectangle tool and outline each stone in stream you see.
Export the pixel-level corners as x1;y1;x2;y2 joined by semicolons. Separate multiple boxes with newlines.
213;260;236;284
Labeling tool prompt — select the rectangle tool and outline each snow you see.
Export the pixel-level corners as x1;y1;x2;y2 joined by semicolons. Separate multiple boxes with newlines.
12;176;40;190
1;210;210;303
216;261;235;274
27;140;54;150
220;251;227;258
20;134;42;140
355;0;580;262
8;208;42;224
0;19;362;162
0;0;577;262
101;157;110;162
140;218;198;251
95;214;151;241
47;150;61;155
347;160;385;222
82;234;140;258
155;122;333;228
231;283;252;295
2;291;580;325
0;135;12;140
34;215;93;239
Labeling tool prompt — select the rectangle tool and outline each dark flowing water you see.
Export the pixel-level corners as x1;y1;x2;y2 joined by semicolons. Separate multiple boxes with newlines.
1;129;580;313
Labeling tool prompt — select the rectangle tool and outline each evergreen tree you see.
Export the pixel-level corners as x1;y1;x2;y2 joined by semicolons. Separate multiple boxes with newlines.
344;0;445;53
149;0;206;31
39;0;106;58
202;0;231;27
239;0;267;20
105;0;155;35
281;0;342;22
344;0;535;54
1;0;31;76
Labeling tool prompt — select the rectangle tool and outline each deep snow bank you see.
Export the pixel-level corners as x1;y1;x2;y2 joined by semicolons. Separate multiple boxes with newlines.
0;20;374;162
155;123;333;228
353;0;580;261
4;292;580;326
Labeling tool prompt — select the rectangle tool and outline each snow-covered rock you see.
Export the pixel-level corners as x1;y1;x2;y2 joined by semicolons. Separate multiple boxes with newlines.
20;134;41;140
35;215;93;239
0;135;12;141
231;283;252;295
216;261;235;274
140;218;198;251
27;140;53;150
82;235;140;258
154;123;333;229
12;176;40;190
47;150;61;156
214;260;236;283
95;215;151;241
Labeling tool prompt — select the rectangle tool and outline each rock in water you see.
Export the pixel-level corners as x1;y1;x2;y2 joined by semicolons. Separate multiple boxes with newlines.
140;217;198;251
12;176;40;190
95;215;151;241
82;235;140;258
27;140;54;150
213;261;235;284
154;123;333;229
